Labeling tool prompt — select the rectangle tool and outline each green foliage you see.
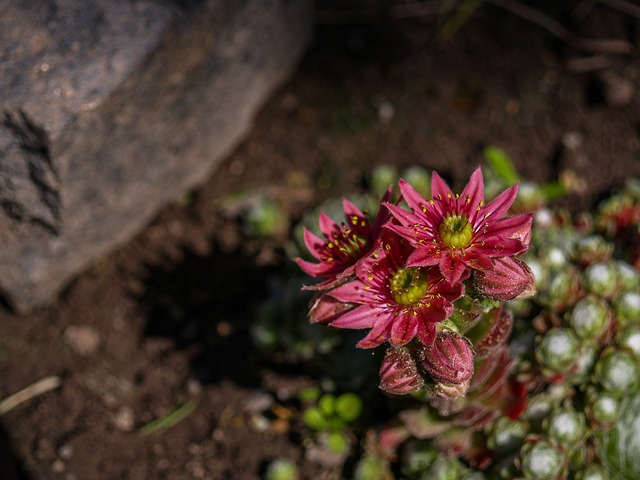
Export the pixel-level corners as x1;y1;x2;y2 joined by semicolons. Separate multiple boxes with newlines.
598;392;640;479
483;146;520;185
300;391;363;454
243;199;289;239
138;400;198;436
264;458;299;480
482;146;567;207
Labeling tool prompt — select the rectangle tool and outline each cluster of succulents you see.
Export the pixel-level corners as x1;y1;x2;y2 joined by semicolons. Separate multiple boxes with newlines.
251;160;639;479
365;176;640;479
489;179;640;480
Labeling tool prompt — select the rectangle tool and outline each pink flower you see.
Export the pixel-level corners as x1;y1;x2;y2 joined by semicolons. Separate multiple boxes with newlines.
385;168;533;284
294;190;392;289
326;233;464;348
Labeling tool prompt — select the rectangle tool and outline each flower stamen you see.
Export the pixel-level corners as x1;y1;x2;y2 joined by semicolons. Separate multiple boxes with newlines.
438;214;473;249
390;267;429;305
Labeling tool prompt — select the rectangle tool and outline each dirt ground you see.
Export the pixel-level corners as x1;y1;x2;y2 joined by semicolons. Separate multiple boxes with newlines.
2;3;640;479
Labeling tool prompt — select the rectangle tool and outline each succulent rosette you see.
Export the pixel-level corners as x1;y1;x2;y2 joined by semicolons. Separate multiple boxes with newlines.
385;168;533;287
325;232;464;348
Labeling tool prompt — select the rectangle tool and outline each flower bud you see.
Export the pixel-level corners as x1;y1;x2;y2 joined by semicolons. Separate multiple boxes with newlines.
535;328;581;377
595;347;640;394
378;346;425;395
567;295;611;341
420;331;475;386
308;289;354;325
474;257;536;301
518;437;566;480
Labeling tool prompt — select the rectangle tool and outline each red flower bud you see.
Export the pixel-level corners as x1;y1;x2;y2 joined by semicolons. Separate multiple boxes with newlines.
474;256;536;301
379;346;425;395
420;330;475;386
308;289;355;325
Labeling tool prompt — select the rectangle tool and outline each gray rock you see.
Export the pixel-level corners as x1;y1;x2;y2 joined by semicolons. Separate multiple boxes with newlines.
0;0;313;313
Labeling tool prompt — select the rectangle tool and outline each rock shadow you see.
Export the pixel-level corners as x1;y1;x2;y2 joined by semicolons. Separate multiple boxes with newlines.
0;422;31;480
139;242;274;388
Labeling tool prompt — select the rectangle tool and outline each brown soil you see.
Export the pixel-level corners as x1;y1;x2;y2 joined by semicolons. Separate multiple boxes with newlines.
2;4;640;480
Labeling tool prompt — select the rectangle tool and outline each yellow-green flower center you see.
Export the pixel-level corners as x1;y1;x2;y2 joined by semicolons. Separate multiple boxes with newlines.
390;267;429;305
439;214;473;249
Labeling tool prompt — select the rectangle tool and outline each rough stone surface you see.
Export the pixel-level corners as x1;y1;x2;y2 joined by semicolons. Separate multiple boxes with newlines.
0;0;313;313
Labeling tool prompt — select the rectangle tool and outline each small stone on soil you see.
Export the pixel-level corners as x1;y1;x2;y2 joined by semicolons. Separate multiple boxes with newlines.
113;405;135;432
63;325;101;356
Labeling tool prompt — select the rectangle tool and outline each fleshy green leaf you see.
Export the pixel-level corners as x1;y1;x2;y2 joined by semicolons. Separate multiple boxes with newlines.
318;394;335;417
335;393;362;423
303;407;328;431
484;146;520;185
326;430;350;453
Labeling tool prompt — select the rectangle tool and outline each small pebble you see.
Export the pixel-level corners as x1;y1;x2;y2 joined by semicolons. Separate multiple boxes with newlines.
113;406;135;432
58;443;74;460
243;391;274;413
63;325;101;356
51;459;65;473
599;71;635;107
186;378;203;396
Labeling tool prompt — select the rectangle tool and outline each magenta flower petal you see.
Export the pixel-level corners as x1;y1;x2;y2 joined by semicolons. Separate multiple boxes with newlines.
438;251;471;284
329;280;378;304
431;171;455;200
459;168;485;222
328;304;377;329
472;236;526;258
416;317;437;346
482;182;519;220
390;314;419;347
357;316;394;348
318;211;338;239
405;245;440;267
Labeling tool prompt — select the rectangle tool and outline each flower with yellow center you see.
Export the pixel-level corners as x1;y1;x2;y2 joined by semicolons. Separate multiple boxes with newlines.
295;189;393;290
385;168;533;284
327;233;464;348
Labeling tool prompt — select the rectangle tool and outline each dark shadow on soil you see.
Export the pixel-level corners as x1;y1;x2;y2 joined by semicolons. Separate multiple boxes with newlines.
139;242;273;387
0;422;30;480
